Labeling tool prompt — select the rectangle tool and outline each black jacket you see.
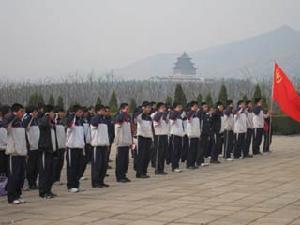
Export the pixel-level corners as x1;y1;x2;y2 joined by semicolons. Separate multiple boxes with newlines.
38;116;55;153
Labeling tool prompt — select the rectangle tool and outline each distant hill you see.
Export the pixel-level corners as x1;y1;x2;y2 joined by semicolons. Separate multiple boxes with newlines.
115;25;300;80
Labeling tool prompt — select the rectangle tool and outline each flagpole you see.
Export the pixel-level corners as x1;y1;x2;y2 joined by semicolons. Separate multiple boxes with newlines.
268;63;275;151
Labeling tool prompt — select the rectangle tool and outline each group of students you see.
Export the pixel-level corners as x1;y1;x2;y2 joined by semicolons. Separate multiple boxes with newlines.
0;97;271;204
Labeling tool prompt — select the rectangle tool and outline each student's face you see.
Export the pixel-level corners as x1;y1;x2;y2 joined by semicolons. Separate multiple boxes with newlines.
75;110;83;117
218;105;224;111
240;103;246;109
121;106;129;113
158;105;166;113
257;100;263;107
202;105;209;112
16;109;25;119
105;109;111;116
174;105;183;112
31;110;38;118
247;102;253;109
58;111;65;118
97;109;105;115
48;111;55;119
143;106;151;114
191;104;198;112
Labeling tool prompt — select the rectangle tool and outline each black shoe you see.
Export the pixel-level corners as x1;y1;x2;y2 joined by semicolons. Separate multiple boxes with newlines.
93;185;104;188
40;193;53;199
244;155;253;158
156;171;168;175
187;166;196;170
29;185;38;190
49;192;57;197
117;179;128;183
101;183;110;187
210;159;221;164
136;174;150;178
125;177;131;182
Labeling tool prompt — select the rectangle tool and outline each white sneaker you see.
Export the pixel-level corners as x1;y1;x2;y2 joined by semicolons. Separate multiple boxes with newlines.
226;158;234;161
68;188;79;193
201;163;209;167
12;199;21;204
80;176;87;181
18;198;26;203
173;168;182;173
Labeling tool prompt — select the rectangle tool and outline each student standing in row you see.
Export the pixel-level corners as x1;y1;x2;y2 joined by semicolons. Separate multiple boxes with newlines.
199;102;211;166
90;105;110;188
38;105;57;199
223;100;234;160
115;103;132;182
233;100;247;159
169;102;185;173
0;105;10;176
23;106;40;190
53;107;66;184
66;105;85;193
152;102;169;175
186;101;201;169
244;100;254;158
4;103;27;204
136;101;153;178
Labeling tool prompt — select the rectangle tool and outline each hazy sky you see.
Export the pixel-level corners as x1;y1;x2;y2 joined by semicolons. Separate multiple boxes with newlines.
0;0;300;80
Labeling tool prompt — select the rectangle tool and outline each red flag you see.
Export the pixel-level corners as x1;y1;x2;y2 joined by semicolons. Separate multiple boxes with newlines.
273;63;300;122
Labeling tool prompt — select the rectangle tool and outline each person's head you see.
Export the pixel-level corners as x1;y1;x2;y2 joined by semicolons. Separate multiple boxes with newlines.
54;106;65;118
201;102;209;112
95;104;106;115
172;102;183;112
44;104;55;119
150;101;156;109
156;102;166;113
255;98;263;107
82;106;90;118
246;100;253;109
119;103;129;113
216;101;224;112
71;104;83;117
11;103;25;119
237;100;246;109
189;101;199;112
226;100;234;108
104;106;111;116
37;102;45;113
0;105;10;118
26;105;38;117
142;101;152;114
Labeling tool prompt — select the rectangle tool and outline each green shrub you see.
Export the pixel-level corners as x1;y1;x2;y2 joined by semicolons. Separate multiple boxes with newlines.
272;115;300;135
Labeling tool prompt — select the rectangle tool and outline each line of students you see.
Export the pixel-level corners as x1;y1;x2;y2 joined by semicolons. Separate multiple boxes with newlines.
0;97;271;204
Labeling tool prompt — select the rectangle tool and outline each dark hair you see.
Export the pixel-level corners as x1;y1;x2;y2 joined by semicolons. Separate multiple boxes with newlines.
44;105;54;113
11;103;24;113
54;106;65;113
173;102;182;108
95;104;105;112
119;103;129;110
156;102;165;109
216;101;223;107
25;105;38;114
70;104;82;113
201;102;208;106
246;100;252;105
237;100;244;106
255;98;262;104
142;101;151;107
226;100;233;106
0;105;10;116
150;101;156;106
37;102;45;110
104;106;110;110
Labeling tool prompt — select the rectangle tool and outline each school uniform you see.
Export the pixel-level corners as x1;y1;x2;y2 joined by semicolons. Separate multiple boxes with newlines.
199;111;212;165
245;108;254;157
181;112;189;163
3;114;27;203
169;111;185;170
211;110;223;162
79;117;92;179
114;112;132;181
136;113;153;177
106;115;115;166
263;117;272;152
90;114;110;187
66;114;85;190
53;117;66;183
152;111;169;173
223;107;234;159
38;115;56;197
22;114;40;189
0;118;8;175
233;109;247;158
252;106;267;155
186;111;201;168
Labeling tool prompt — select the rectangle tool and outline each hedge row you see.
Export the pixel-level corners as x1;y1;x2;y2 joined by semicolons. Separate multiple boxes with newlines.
272;115;300;135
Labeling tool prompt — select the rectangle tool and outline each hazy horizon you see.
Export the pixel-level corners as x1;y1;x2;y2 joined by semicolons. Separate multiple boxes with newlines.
1;0;300;80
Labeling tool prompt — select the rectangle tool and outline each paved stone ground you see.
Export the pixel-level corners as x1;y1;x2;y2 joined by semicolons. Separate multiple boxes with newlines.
1;135;300;225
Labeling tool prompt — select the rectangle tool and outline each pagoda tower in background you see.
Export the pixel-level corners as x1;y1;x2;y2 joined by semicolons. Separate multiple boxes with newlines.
173;52;197;76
